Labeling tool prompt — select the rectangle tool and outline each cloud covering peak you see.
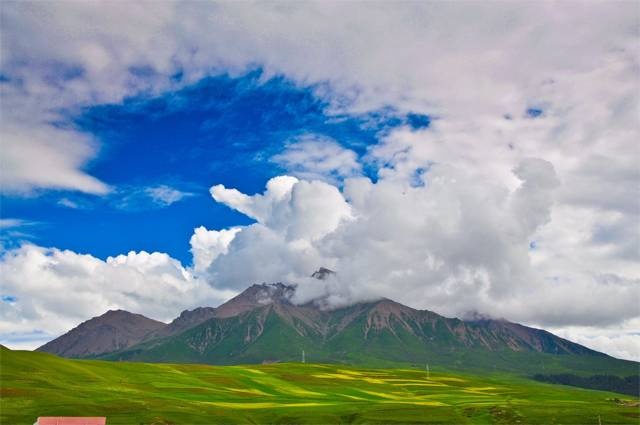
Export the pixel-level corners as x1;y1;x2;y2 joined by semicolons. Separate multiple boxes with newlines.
192;161;637;335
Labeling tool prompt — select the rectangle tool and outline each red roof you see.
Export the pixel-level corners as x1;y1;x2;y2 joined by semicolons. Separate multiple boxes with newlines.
37;418;106;425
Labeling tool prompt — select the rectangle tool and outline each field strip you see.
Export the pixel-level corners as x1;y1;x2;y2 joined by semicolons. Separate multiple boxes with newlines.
357;389;418;400
201;401;335;409
312;373;359;380
391;382;447;387
381;400;449;406
226;387;271;396
245;376;325;397
338;393;369;400
435;377;467;382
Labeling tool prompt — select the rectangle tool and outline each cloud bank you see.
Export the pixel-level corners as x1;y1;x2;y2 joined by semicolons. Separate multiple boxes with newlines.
0;245;233;347
2;2;637;194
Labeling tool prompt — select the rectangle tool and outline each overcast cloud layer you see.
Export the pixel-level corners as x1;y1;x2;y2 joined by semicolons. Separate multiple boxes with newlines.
0;2;638;360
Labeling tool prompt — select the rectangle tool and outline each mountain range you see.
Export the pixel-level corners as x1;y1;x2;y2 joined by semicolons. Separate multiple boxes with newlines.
38;270;638;376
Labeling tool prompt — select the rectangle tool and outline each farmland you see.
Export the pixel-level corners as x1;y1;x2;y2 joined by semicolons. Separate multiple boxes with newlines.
1;347;638;424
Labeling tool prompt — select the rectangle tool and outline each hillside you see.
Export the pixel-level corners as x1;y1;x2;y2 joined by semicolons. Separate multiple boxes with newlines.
1;347;638;424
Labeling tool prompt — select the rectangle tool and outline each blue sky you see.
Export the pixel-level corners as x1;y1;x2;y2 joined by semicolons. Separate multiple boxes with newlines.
1;70;427;264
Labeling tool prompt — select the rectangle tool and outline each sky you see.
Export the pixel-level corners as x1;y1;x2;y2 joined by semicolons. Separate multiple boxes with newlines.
0;1;638;361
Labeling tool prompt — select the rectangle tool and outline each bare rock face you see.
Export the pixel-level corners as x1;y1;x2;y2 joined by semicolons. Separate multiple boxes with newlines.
215;282;295;318
37;310;165;357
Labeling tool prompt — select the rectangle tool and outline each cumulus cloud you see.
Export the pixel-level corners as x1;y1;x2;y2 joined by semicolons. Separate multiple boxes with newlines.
210;176;300;223
0;245;233;347
197;167;639;336
190;226;242;274
207;176;352;288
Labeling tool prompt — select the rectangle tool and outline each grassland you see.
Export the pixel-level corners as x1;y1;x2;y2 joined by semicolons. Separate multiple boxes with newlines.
1;347;638;424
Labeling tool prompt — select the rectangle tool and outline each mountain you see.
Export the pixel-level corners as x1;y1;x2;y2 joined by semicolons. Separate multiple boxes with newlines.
37;310;165;358
103;291;611;370
38;273;639;376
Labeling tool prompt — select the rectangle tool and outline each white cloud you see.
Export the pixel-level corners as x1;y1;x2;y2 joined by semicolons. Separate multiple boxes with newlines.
549;319;640;362
190;226;242;274
0;122;110;195
0;244;234;348
111;184;194;210
2;2;636;196
57;198;81;209
144;185;194;207
0;219;39;251
206;176;352;288
272;134;362;183
0;219;27;229
211;175;300;223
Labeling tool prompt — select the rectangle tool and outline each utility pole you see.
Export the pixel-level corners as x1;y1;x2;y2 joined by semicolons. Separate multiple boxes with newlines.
302;349;305;363
426;363;430;379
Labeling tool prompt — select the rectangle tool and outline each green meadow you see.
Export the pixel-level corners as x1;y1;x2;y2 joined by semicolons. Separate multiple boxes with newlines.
1;347;638;424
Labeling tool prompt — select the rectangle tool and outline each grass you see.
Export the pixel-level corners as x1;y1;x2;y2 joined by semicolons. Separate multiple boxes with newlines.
1;347;638;424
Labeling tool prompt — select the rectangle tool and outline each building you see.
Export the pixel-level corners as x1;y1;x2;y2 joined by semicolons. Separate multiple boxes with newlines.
35;418;106;425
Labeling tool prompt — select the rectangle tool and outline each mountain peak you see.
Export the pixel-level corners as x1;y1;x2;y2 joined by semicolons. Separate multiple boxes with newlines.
37;310;164;358
248;282;297;302
311;267;335;280
215;282;296;318
102;309;132;317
